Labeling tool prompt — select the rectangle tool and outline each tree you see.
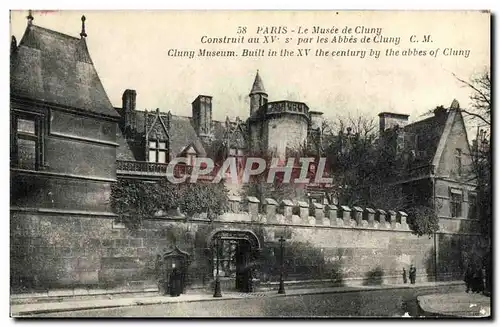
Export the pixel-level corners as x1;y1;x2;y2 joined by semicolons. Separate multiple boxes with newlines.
239;148;308;203
451;70;491;236
323;114;410;208
454;69;491;294
321;114;439;236
453;70;491;128
110;178;229;228
406;205;440;238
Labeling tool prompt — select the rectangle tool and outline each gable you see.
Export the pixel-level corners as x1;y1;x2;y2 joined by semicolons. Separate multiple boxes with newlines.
222;120;248;150
435;110;474;181
146;113;169;141
179;144;199;156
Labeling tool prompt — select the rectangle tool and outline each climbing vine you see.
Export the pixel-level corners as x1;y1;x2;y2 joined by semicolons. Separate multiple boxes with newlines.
406;205;440;238
110;179;229;228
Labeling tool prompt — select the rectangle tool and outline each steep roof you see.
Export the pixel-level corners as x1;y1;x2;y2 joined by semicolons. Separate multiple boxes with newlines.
403;114;448;165
402;100;465;168
250;70;266;94
169;115;207;157
10;24;119;118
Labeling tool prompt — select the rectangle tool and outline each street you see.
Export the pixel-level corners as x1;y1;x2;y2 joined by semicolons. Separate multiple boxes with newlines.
32;284;463;317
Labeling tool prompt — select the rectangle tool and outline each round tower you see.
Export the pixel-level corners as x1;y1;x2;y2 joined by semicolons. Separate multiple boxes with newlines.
249;70;268;116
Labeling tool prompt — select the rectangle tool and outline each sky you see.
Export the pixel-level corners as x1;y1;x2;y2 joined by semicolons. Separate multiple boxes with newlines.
9;10;490;131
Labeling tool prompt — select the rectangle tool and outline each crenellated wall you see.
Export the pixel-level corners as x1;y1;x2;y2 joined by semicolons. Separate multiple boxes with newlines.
10;196;482;293
222;196;410;231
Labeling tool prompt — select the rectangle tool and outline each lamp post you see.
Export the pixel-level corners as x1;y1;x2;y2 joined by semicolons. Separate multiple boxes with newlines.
278;236;286;294
213;237;222;297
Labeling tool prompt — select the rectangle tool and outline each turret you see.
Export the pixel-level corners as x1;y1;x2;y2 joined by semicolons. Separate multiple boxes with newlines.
249;70;268;116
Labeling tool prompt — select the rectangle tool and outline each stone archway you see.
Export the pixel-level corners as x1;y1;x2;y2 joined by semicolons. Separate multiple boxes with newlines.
206;228;262;250
206;228;261;292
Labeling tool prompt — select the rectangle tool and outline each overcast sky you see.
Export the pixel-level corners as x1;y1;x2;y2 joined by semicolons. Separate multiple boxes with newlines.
10;10;490;130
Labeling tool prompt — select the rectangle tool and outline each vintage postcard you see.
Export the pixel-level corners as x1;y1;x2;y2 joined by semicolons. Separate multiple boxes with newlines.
9;10;491;318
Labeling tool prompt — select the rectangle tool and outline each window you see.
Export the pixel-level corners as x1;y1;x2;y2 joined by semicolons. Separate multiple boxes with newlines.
455;148;462;176
450;193;462;218
148;140;168;163
11;113;43;170
468;193;478;219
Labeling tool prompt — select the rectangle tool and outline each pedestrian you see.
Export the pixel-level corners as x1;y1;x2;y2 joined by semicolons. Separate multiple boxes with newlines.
472;266;484;293
464;263;474;293
409;265;416;284
169;263;182;297
402;268;407;284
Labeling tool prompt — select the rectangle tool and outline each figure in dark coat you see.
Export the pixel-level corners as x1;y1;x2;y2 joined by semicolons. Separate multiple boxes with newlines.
403;268;408;284
472;266;484;293
464;263;475;293
409;265;416;284
169;265;183;297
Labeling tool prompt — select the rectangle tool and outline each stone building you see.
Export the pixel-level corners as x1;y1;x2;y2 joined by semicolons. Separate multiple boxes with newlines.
378;102;483;279
10;15;121;290
10;14;484;294
115;70;324;178
379;101;478;222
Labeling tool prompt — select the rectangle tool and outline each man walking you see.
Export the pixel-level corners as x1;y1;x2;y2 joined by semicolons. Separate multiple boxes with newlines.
409;265;416;284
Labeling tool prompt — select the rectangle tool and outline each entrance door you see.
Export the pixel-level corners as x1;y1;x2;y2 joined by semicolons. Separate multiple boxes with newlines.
235;240;251;292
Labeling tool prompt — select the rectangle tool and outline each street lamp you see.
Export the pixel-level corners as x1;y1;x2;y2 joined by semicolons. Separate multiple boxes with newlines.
278;236;286;294
213;237;222;297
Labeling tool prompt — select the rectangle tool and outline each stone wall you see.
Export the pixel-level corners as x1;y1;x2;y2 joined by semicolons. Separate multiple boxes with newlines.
10;196;482;293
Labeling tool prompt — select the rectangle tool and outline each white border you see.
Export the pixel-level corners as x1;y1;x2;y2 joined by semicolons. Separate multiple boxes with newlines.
2;1;497;326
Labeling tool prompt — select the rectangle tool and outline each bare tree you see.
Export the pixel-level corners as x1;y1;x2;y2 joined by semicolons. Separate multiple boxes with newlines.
453;70;491;128
454;69;492;294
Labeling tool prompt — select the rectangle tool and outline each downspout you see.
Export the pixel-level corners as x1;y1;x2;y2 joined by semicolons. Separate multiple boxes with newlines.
432;167;438;281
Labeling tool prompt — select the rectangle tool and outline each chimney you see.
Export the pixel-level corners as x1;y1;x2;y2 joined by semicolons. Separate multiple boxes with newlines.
309;111;324;130
192;95;213;137
122;89;137;130
378;112;410;135
122;89;137;112
433;105;448;120
450;99;460;110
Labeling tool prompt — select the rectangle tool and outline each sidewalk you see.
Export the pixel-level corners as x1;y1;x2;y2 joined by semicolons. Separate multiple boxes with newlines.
11;281;462;317
417;292;491;318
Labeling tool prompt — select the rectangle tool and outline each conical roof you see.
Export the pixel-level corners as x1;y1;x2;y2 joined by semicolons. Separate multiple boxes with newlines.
250;70;266;94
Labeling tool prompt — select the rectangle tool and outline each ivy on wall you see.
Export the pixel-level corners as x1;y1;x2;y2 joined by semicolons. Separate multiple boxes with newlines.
406;205;440;238
110;179;229;228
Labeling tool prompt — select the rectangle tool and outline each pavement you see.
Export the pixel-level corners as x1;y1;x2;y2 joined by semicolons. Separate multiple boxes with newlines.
417;292;491;318
10;281;464;317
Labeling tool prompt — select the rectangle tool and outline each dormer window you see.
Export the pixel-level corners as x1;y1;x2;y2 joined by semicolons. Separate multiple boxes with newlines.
148;140;168;163
185;146;197;166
